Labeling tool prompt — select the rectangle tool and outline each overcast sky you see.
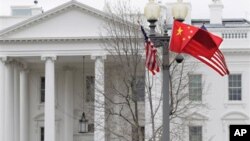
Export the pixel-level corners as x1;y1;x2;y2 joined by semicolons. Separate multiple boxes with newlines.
1;0;250;20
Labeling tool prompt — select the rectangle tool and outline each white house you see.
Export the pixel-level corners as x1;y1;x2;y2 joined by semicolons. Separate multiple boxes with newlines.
177;1;250;141
0;1;121;141
0;0;250;141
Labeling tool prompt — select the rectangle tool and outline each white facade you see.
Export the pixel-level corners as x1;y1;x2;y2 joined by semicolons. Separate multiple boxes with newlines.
0;1;112;141
0;1;250;141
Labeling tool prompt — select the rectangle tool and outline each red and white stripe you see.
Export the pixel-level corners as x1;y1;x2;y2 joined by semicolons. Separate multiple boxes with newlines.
145;39;160;75
196;50;229;76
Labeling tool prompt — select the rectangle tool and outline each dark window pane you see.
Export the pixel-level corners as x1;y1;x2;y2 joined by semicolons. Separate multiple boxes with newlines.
136;76;145;102
88;123;94;133
189;126;202;141
41;127;44;141
40;77;45;103
228;74;242;101
189;74;202;101
86;76;95;102
131;126;144;141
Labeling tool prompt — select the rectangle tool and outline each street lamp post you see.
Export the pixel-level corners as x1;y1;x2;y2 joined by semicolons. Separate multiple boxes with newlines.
144;0;188;141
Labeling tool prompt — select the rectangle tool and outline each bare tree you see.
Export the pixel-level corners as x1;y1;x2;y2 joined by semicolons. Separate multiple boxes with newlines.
96;1;207;141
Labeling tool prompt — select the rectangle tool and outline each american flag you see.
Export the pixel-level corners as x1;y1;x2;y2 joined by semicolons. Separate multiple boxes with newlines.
199;24;229;76
140;25;160;75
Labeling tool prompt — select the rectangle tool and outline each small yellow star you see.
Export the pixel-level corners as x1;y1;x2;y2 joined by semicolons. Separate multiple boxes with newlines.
176;27;183;36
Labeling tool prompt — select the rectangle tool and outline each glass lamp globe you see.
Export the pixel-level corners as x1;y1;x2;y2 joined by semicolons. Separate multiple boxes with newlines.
144;0;161;21
172;0;188;21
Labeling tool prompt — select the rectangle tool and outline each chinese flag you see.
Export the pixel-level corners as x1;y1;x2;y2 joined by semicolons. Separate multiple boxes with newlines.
170;20;229;76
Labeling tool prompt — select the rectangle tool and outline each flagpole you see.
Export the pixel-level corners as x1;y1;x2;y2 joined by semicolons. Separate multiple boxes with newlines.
147;19;182;141
161;29;170;141
144;1;188;141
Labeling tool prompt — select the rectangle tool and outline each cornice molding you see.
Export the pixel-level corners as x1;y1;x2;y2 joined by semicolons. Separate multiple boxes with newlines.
0;37;103;43
0;36;144;43
91;54;107;60
221;48;250;55
41;55;57;61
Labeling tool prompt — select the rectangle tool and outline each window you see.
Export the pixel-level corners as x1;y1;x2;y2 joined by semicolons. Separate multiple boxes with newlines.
40;127;44;141
12;8;32;16
135;76;145;101
40;77;45;103
140;126;145;140
228;74;242;101
86;76;95;102
189;74;202;101
88;123;94;133
132;126;145;141
189;126;202;141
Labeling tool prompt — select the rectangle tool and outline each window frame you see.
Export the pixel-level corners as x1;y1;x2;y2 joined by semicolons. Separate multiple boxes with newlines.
86;75;95;102
135;76;145;102
131;126;145;141
228;74;242;101
88;123;94;133
40;76;45;103
40;127;44;141
188;74;202;102
189;125;202;141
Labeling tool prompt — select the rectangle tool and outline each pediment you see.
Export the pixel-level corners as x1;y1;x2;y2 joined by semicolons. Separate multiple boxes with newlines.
0;1;110;39
221;111;249;120
186;112;209;120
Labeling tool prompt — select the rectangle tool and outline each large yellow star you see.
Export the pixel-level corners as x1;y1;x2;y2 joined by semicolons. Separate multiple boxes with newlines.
176;27;183;36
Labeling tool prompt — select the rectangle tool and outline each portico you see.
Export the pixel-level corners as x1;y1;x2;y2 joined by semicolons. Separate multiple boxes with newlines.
0;55;108;141
0;1;110;141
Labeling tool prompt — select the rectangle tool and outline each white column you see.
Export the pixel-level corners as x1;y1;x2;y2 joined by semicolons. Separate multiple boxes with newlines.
63;67;74;141
0;57;6;141
42;56;57;141
91;55;106;141
20;69;29;141
14;63;20;141
4;60;14;141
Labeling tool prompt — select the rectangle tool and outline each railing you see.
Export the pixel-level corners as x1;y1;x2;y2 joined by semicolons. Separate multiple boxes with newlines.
222;32;248;39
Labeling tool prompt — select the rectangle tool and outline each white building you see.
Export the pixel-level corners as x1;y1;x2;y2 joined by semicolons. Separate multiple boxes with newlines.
0;0;249;141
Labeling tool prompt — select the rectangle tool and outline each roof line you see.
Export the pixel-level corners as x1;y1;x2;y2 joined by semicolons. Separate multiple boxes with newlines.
0;36;144;42
0;0;111;37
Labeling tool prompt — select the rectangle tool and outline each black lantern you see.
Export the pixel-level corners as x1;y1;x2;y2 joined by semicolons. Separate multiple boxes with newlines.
79;112;88;133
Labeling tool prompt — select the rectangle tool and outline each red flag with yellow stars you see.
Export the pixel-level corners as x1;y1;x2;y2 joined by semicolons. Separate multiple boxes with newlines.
170;20;229;76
